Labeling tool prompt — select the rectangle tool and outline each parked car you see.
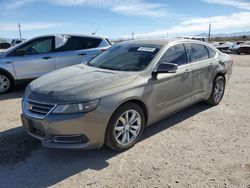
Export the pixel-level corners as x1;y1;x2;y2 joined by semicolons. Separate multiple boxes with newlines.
0;42;11;50
0;34;111;94
21;39;233;151
212;42;233;53
182;36;208;43
11;38;25;46
230;41;250;54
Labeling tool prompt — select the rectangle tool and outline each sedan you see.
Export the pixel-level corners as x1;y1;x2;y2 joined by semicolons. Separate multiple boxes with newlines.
21;39;233;151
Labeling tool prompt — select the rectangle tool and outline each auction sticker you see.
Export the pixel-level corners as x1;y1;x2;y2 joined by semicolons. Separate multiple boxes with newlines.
137;47;156;52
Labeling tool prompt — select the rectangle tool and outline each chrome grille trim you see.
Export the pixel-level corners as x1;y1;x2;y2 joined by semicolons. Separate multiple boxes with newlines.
22;98;57;119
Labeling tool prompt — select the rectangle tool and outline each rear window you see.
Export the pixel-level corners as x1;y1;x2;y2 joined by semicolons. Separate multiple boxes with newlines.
186;43;209;62
207;47;217;58
55;36;102;52
88;43;162;71
83;37;102;49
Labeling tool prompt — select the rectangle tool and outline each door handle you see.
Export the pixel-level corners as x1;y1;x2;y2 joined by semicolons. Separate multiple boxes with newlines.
208;64;216;70
184;69;191;77
42;56;52;60
78;53;86;56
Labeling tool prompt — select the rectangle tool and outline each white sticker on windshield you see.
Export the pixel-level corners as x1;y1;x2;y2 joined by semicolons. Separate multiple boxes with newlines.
137;47;156;52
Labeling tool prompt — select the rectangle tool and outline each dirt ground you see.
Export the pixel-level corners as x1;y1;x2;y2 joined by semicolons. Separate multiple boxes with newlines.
0;55;249;188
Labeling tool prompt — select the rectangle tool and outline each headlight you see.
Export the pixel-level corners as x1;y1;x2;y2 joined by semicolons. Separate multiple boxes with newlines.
52;99;100;114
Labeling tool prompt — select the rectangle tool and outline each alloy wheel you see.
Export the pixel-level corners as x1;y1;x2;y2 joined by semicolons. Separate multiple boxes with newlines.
0;75;10;93
213;79;224;104
114;110;142;146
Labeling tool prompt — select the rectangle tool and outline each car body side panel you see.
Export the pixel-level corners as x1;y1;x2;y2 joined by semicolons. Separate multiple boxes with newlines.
218;52;233;83
148;65;193;122
54;49;103;70
12;53;56;79
190;58;218;101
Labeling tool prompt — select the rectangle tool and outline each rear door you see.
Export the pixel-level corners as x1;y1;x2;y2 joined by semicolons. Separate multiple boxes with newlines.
185;43;217;101
54;36;104;70
12;37;55;79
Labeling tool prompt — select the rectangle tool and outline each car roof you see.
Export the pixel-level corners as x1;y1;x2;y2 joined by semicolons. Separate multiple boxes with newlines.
119;38;207;46
31;34;107;40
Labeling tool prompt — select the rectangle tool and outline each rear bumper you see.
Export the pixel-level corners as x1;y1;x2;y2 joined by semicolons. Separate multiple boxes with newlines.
21;107;110;149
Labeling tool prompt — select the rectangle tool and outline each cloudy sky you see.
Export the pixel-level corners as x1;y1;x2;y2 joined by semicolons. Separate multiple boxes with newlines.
0;0;250;39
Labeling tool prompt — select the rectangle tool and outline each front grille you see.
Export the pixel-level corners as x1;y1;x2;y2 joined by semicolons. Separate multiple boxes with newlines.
28;101;54;115
23;99;56;119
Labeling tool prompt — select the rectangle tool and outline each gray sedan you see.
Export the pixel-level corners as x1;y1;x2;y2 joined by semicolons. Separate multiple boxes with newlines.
21;39;233;151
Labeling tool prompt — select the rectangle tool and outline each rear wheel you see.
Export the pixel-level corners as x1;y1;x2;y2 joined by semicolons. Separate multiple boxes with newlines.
237;49;241;55
0;72;12;94
206;76;225;105
105;102;145;151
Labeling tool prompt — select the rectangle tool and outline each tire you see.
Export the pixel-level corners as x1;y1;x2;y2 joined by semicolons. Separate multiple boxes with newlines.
0;72;13;94
105;102;145;152
236;49;241;55
206;76;225;105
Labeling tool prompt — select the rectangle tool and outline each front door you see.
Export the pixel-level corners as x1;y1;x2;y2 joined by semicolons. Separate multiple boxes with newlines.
150;43;193;121
12;37;55;79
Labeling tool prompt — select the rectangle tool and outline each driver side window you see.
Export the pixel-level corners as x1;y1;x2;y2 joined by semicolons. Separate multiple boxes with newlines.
159;44;188;66
19;38;52;55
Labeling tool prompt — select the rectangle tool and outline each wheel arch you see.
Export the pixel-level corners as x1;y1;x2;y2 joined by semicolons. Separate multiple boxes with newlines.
110;98;149;126
123;99;149;125
215;72;226;83
0;68;15;83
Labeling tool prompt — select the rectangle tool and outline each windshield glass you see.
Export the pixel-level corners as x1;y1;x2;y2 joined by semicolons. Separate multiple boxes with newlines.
88;43;162;71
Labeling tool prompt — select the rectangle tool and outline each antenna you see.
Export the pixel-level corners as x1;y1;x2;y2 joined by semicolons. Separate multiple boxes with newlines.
92;28;100;35
18;22;22;39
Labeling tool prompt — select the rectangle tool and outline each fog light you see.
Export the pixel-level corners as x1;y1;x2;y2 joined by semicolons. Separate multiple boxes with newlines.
53;135;88;144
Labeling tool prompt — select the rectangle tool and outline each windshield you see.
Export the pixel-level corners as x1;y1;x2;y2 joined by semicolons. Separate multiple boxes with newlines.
88;43;162;71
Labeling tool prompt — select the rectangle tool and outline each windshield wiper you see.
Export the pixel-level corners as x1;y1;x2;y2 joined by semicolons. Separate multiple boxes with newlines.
97;66;120;71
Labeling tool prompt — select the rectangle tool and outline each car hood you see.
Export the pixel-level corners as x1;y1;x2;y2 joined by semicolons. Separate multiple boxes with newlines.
25;64;139;104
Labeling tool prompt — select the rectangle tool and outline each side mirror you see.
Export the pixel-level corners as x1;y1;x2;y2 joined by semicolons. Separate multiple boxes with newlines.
15;49;26;56
153;62;178;74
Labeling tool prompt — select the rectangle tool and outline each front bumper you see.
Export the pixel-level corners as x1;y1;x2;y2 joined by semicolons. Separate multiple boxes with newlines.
21;107;110;149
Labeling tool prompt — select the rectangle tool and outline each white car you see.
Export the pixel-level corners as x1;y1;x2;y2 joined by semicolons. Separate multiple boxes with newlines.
0;34;111;94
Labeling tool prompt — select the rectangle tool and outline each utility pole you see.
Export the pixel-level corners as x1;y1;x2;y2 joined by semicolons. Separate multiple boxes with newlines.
18;22;22;39
132;32;134;40
208;22;211;39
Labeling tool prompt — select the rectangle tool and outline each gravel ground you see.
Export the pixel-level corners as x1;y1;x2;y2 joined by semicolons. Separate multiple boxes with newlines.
0;55;249;188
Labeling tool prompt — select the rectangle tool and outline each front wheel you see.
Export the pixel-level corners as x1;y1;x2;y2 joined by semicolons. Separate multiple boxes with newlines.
105;102;145;151
0;73;12;94
206;76;225;105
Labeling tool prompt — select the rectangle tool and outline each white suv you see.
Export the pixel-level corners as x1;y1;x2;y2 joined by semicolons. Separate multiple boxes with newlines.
0;34;111;94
